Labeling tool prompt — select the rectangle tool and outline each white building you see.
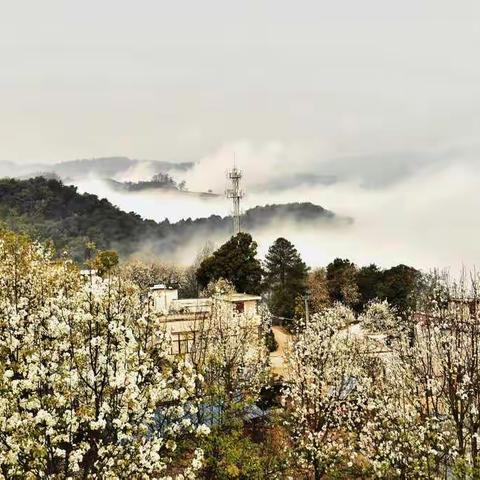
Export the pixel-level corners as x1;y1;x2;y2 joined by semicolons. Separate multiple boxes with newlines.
149;285;262;355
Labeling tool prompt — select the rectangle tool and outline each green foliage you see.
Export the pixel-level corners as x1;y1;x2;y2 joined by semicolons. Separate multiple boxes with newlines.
326;258;360;308
357;264;383;308
196;233;263;294
327;259;422;318
0;177;333;265
265;327;279;353
452;457;480;479
106;172;181;192
268;288;295;322
379;264;422;318
200;420;264;480
91;250;119;275
264;237;309;320
0;177;158;262
199;415;289;480
241;202;336;229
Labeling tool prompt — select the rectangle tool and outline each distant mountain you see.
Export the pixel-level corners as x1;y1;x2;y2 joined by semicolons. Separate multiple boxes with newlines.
0;177;350;263
0;156;194;182
105;176;219;198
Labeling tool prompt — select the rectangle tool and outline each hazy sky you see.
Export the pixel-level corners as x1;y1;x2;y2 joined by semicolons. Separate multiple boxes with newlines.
1;1;479;164
2;1;480;272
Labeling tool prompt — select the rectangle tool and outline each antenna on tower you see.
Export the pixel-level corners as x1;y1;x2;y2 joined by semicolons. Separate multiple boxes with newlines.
226;159;243;236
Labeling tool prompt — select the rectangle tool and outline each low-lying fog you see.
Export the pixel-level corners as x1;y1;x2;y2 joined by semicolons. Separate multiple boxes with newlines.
3;0;479;274
73;140;480;273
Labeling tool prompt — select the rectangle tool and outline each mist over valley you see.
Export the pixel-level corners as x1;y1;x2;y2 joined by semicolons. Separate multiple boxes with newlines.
2;144;478;273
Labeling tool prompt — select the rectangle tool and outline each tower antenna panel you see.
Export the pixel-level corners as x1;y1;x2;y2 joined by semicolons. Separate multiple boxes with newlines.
226;165;243;235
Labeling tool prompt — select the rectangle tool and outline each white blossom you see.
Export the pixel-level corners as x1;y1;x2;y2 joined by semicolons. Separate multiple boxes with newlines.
0;232;207;478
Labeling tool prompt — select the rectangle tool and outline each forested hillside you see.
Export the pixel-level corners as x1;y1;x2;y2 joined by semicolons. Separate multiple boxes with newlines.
105;174;218;197
0;177;343;262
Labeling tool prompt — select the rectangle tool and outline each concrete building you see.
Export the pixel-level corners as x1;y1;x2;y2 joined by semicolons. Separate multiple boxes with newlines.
150;285;262;355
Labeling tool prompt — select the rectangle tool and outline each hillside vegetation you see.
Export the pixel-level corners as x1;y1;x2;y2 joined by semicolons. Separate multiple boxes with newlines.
0;177;343;262
105;174;218;197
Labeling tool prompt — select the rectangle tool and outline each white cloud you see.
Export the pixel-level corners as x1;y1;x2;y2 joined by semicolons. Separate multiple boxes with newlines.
71;139;480;274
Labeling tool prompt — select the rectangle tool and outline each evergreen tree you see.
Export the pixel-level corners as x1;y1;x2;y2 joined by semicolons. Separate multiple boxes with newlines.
357;263;382;310
326;258;360;308
379;264;422;318
195;232;263;294
264;237;309;320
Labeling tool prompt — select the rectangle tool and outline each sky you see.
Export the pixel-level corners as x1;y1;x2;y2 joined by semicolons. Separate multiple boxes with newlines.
1;1;479;163
1;1;480;272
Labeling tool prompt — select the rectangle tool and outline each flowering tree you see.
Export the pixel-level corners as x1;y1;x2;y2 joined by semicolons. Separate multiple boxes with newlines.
179;280;272;478
359;300;399;334
284;300;454;479
283;305;371;479
0;231;206;479
188;281;269;424
396;273;480;477
357;275;480;478
121;258;186;291
358;355;451;479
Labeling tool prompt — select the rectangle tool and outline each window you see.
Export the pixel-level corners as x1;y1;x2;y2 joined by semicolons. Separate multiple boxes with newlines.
171;331;200;355
235;301;244;313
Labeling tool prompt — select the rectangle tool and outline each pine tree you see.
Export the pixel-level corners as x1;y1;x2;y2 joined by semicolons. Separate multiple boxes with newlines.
264;237;309;320
326;258;360;308
195;232;263;294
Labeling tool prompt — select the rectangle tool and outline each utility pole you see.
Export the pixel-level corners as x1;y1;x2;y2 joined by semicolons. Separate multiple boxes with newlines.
304;291;310;327
226;165;243;236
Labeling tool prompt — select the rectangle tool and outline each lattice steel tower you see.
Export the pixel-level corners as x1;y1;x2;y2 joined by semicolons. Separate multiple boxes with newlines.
226;166;243;235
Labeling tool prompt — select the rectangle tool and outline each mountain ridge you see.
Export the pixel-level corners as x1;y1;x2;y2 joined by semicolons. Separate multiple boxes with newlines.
0;156;194;182
0;177;350;263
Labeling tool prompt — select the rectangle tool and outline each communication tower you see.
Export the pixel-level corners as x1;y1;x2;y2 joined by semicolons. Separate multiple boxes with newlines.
226;166;243;235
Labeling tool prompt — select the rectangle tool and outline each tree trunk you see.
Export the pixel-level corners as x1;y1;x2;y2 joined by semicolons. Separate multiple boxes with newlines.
313;460;324;480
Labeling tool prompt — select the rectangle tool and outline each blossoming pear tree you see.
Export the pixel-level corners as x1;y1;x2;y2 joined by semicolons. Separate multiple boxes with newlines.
188;280;269;424
358;353;452;479
395;273;480;477
359;299;399;335
0;231;207;479
283;305;371;479
283;300;455;479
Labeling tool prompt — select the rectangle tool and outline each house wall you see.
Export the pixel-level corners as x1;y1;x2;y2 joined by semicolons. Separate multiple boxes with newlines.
158;305;262;356
243;300;258;315
149;288;262;356
151;288;178;312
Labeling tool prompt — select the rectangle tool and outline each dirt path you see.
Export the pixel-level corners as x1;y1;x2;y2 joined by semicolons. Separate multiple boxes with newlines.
270;325;292;378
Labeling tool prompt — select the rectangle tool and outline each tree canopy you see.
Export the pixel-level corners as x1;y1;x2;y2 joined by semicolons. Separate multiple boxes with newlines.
195;232;263;295
326;258;360;308
326;258;421;317
0;177;335;264
379;264;422;318
264;237;309;319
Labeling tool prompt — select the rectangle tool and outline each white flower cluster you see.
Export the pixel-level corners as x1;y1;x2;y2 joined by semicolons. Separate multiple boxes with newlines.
283;305;369;477
0;233;208;479
284;292;480;478
201;299;269;408
359;299;398;334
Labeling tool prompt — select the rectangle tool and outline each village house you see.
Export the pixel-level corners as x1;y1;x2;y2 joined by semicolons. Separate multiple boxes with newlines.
79;269;263;356
149;284;262;355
